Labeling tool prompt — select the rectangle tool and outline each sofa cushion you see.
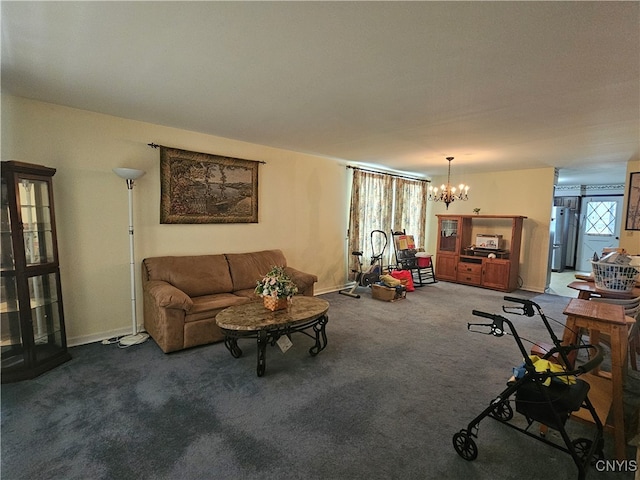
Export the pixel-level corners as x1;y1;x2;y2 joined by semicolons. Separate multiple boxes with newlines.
225;249;288;292
234;288;261;300
143;255;233;297
185;293;252;323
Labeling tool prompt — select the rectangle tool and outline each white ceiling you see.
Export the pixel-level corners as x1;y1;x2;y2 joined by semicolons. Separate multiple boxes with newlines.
2;1;638;185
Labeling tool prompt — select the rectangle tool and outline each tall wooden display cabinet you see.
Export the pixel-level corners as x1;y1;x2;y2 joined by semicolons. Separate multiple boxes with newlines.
1;161;70;383
435;214;526;292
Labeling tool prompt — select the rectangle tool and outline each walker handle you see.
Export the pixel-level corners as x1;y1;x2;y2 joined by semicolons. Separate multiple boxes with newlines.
471;310;505;337
503;296;536;317
471;310;496;320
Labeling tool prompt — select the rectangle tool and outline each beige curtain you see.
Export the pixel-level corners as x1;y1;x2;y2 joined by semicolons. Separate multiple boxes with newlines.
347;170;394;275
393;178;428;250
347;170;429;279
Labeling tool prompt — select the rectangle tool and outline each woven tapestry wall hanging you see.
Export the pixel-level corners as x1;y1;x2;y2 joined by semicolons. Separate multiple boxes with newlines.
160;146;259;224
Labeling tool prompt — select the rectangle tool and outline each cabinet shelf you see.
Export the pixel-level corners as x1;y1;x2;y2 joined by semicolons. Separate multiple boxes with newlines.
1;161;70;383
435;215;526;292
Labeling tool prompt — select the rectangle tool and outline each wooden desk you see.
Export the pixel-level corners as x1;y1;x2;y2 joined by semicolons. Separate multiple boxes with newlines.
562;298;628;460
567;280;640;300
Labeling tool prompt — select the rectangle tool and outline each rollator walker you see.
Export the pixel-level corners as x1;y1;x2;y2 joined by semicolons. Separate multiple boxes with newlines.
452;296;604;480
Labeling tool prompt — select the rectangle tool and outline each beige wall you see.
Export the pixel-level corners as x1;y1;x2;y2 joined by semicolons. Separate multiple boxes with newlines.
425;167;557;292
2;95;349;345
3;95;637;345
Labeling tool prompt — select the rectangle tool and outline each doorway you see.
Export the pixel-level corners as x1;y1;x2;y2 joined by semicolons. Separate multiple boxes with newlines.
575;195;623;272
547;194;623;295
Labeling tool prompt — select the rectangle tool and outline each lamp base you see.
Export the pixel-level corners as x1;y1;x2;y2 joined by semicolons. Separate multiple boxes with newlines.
118;332;149;347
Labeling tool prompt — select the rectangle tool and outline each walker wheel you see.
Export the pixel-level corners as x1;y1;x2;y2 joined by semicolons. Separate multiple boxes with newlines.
490;401;513;421
572;438;604;465
572;438;592;462
453;430;478;461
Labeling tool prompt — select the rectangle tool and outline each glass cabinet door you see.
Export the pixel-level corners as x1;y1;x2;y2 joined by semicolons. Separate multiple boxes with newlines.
1;177;14;270
439;218;459;252
29;273;65;360
1;275;23;370
18;178;55;265
1;161;70;382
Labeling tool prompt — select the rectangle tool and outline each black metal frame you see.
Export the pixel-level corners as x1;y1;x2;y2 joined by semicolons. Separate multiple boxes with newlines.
221;314;329;377
452;296;604;480
339;229;388;298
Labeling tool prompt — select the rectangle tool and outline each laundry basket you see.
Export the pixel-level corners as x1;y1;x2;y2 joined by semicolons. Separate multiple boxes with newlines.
591;261;640;293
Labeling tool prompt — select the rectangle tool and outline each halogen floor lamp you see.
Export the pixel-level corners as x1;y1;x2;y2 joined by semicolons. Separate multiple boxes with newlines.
113;167;149;347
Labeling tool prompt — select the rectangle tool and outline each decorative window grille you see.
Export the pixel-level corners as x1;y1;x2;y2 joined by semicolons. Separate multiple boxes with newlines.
585;201;616;235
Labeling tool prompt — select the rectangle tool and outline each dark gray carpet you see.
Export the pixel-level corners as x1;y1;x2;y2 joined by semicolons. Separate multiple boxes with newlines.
2;282;638;480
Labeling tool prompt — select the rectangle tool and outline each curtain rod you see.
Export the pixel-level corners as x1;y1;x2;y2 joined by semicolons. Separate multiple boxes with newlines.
346;165;430;183
147;143;266;164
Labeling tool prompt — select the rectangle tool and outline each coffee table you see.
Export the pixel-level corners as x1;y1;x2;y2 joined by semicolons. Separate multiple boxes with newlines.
216;296;329;376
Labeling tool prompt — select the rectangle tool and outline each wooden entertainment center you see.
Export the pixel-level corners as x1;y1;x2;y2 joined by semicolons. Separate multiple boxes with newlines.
435;214;527;292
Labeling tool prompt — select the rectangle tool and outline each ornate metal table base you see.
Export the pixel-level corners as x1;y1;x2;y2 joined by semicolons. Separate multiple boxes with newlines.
221;314;328;377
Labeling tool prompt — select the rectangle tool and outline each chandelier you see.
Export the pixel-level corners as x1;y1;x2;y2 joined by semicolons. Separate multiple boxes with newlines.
427;157;469;209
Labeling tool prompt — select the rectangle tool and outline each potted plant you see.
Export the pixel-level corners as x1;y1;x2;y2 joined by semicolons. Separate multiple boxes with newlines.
255;266;299;311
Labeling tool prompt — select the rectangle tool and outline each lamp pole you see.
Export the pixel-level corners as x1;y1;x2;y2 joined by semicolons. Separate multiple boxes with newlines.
113;168;148;346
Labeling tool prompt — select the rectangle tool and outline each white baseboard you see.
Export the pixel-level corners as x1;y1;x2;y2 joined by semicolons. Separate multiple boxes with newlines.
67;326;146;347
314;284;352;295
318;282;548;297
520;284;545;293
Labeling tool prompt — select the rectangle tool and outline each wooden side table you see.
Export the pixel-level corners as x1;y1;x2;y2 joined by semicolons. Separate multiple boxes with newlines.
562;298;628;460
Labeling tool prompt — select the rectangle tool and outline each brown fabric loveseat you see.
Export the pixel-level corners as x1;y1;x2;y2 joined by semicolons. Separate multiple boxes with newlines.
141;249;317;353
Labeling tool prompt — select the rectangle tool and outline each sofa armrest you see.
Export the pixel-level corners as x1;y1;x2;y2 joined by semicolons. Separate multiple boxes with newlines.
284;267;318;297
145;280;193;311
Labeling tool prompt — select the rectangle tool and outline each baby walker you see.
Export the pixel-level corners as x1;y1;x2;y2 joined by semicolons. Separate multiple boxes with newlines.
452;296;604;480
339;230;388;298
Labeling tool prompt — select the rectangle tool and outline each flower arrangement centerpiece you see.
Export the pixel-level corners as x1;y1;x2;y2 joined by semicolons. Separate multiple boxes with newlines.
255;266;298;311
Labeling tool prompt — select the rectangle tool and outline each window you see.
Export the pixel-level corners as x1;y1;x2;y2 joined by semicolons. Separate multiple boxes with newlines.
585;201;616;235
346;169;427;269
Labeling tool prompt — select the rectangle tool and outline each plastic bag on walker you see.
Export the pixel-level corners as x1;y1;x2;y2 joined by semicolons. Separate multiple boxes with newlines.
513;356;576;386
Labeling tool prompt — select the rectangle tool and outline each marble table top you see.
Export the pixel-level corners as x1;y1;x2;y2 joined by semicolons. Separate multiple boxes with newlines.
216;296;329;331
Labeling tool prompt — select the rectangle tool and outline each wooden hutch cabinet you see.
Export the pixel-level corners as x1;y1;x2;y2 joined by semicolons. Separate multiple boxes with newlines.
1;161;70;382
435;214;526;292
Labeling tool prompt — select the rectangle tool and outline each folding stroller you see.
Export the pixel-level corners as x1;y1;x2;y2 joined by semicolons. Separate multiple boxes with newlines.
452;296;604;480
